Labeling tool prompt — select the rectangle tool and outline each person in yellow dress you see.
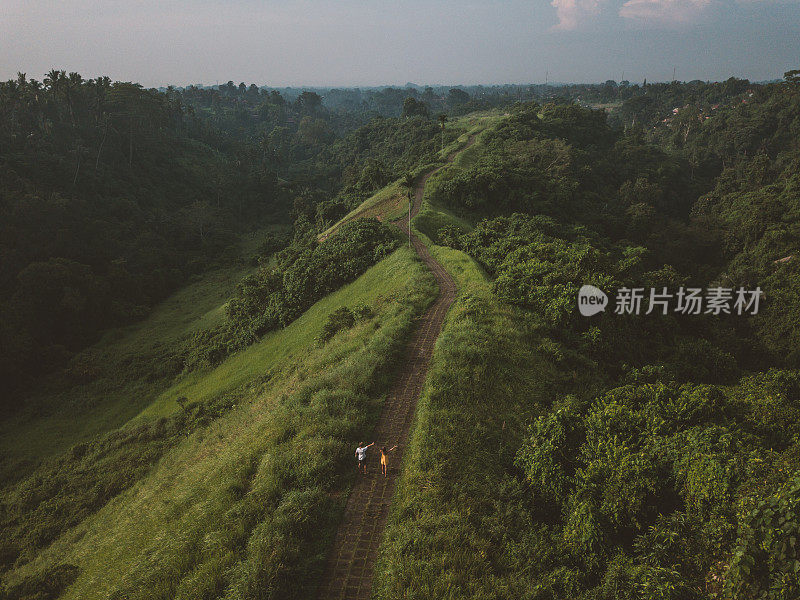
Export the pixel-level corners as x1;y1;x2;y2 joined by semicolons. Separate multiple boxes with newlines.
379;445;397;478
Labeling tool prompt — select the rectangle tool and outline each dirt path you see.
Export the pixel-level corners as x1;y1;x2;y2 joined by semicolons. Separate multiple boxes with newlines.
315;136;477;600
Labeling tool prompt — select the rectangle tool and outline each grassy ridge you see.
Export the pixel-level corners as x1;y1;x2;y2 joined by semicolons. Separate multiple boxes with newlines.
372;112;588;598
2;248;437;599
320;112;502;242
321;181;411;239
373;246;570;598
412;124;495;243
141;232;414;419
437;113;503;162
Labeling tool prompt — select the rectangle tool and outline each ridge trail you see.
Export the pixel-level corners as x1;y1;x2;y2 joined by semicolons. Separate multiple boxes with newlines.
315;135;477;600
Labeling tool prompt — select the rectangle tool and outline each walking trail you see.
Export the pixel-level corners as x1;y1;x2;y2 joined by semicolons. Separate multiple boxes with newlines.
315;135;477;600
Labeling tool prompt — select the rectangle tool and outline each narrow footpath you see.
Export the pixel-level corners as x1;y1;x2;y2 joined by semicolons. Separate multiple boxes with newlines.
315;136;476;600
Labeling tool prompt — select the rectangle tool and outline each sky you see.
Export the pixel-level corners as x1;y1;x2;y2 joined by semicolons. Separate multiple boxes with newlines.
2;0;799;87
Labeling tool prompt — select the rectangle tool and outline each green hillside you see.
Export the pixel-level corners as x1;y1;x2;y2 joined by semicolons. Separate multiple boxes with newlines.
375;79;800;599
0;256;249;480
2;247;436;599
3;72;800;600
321;113;502;239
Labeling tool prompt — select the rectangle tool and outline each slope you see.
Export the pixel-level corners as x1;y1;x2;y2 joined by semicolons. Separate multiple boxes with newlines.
0;231;267;484
1;247;437;600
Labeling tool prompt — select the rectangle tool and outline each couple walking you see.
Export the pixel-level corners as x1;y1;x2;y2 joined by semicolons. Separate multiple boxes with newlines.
355;442;397;477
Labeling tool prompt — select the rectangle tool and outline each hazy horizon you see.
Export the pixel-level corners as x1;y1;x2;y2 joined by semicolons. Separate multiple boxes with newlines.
3;0;799;88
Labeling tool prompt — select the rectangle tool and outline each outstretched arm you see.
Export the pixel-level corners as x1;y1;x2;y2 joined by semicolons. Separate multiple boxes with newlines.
367;442;375;448
389;445;397;452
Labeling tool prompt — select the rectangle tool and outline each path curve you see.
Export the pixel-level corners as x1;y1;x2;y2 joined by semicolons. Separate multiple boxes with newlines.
315;136;477;600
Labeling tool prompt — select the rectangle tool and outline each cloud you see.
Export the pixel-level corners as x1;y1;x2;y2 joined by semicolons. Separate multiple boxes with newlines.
549;0;727;29
551;0;605;30
619;0;715;24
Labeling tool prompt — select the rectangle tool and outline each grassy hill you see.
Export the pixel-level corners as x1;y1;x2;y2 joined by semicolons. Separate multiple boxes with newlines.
369;131;595;598
378;91;800;600
0;235;260;484
320;180;410;239
1;243;438;599
0;108;507;600
0;107;501;600
373;242;559;599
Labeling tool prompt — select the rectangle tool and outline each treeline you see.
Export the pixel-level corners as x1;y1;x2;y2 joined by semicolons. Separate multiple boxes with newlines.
428;71;800;598
0;71;292;409
169;76;776;151
176;82;465;227
608;77;754;129
182;81;518;125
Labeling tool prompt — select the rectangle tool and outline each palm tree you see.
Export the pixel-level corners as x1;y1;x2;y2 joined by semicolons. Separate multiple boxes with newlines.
91;76;111;124
403;172;415;205
403;173;415;246
71;139;87;186
65;72;83;125
43;69;66;122
438;113;448;151
43;69;63;94
94;113;110;171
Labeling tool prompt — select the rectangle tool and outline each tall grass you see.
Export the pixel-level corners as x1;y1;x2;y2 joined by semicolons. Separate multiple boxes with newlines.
2;248;437;600
373;150;600;596
320;181;410;239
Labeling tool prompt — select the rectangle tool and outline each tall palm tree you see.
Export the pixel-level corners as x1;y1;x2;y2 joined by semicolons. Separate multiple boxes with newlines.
43;69;66;122
64;72;83;126
91;76;111;124
438;113;448;151
43;69;63;94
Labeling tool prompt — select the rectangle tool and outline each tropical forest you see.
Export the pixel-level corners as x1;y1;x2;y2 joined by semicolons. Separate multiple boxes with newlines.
2;17;800;600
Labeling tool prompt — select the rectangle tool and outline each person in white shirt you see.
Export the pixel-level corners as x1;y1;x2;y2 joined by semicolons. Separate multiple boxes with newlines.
355;442;375;475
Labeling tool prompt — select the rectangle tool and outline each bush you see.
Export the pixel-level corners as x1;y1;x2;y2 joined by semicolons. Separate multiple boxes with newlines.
251;230;292;265
725;476;800;600
318;307;356;344
436;225;464;249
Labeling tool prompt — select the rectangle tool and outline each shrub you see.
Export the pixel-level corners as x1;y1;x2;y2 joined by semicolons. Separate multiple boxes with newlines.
226;218;398;347
436;225;464;249
516;396;585;508
725;476;800;600
251;230;291;265
318;307;356;344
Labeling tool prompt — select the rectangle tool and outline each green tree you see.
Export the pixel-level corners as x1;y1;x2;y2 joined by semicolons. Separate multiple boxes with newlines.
438;112;448;150
401;97;429;119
